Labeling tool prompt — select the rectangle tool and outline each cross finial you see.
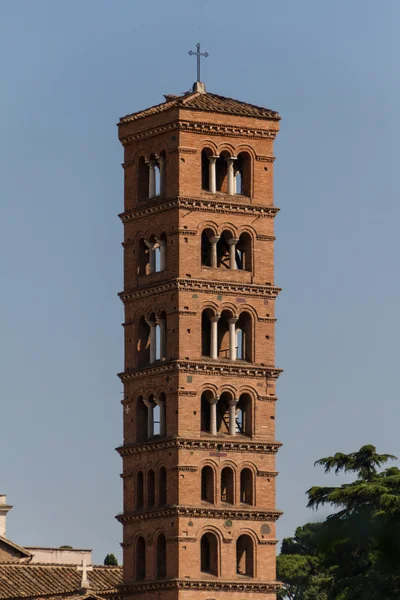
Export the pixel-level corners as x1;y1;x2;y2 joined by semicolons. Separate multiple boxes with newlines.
77;559;93;589
188;43;208;83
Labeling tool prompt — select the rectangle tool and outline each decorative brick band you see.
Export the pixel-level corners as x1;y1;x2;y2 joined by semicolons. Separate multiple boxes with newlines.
118;578;281;594
119;196;279;222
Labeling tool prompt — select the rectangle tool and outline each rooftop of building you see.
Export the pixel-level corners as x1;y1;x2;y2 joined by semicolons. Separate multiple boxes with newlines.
0;563;122;599
119;82;281;124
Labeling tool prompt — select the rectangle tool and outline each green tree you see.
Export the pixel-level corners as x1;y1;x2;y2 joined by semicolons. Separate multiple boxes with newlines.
104;553;118;566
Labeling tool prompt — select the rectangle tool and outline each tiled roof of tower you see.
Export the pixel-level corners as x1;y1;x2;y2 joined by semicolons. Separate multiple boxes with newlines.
0;563;122;599
119;91;280;124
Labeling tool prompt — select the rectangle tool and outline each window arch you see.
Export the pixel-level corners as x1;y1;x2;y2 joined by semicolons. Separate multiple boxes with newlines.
201;390;215;433
236;232;252;272
236;394;252;436
156;534;167;579
235;152;251;197
201;309;214;358
201;466;214;503
200;533;218;575
158;467;167;506
216;151;229;193
136;471;144;509
137;238;150;276
136;536;146;580
221;467;234;504
137;316;150;367
147;469;155;508
240;468;254;505
201;148;213;191
137;157;148;201
201;228;216;267
217;310;234;359
236;312;253;362
136;396;147;441
216;230;232;269
236;534;254;576
217;392;231;434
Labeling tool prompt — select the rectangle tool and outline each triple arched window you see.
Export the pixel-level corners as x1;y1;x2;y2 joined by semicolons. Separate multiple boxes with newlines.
200;464;254;506
201;149;252;197
202;309;253;362
200;391;252;437
135;466;167;509
201;229;252;271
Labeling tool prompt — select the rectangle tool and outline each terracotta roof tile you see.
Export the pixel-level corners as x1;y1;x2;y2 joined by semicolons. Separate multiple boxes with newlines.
119;91;280;124
0;564;122;599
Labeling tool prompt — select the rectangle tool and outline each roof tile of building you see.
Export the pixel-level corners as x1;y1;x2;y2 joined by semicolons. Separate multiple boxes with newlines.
0;563;122;599
119;90;280;124
0;537;31;559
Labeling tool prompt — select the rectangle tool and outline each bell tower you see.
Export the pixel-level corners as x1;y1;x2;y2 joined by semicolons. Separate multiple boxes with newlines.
117;80;282;600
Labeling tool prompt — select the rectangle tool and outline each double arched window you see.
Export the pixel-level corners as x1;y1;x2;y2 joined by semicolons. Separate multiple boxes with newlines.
135;392;167;441
137;312;167;368
201;229;252;272
137;233;167;275
137;151;166;201
135;466;168;510
201;149;252;197
201;309;253;362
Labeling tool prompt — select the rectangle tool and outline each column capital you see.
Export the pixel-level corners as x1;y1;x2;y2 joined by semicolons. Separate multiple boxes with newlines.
209;235;220;244
143;397;155;408
210;314;220;323
225;156;237;164
227;237;239;246
228;396;238;406
155;237;166;247
228;317;238;325
208;155;218;163
207;396;219;405
145;159;157;167
145;318;156;327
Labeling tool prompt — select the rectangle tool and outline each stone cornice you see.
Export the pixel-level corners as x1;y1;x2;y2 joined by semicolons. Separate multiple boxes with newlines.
118;359;282;383
119;119;278;147
117;578;281;594
116;505;282;524
119;277;281;303
119;196;279;222
116;436;282;457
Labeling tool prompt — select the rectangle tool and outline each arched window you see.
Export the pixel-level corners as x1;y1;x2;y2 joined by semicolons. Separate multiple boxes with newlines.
137;238;150;276
200;533;218;575
201;466;214;503
156;534;167;579
136;471;144;509
156;392;167;437
136;396;147;441
236;394;252;436
137;157;148;201
201;309;214;357
136;536;146;580
236;232;252;272
235;152;251;197
137;316;150;367
201;390;214;433
153;404;161;436
236;312;252;362
221;467;234;504
159;151;166;196
154;232;167;272
157;311;167;360
217;392;231;434
201;148;213;191
236;534;254;576
147;469;155;508
216;230;232;269
201;228;216;267
158;467;167;506
216;152;229;193
217;310;234;359
240;469;254;505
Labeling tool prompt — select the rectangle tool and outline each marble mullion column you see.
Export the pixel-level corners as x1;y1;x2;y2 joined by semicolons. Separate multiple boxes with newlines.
158;155;166;195
209;397;218;436
145;240;156;273
228;397;238;436
208;156;218;193
146;319;157;363
144;398;155;438
228;317;238;361
210;314;219;360
155;398;166;437
226;157;237;195
158;316;166;360
156;238;167;271
146;160;157;198
209;236;220;268
227;238;239;270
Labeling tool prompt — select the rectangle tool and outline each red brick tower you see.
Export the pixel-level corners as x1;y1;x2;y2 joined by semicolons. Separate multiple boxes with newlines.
117;80;282;600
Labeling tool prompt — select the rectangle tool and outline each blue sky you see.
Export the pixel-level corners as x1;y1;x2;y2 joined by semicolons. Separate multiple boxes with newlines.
1;0;400;564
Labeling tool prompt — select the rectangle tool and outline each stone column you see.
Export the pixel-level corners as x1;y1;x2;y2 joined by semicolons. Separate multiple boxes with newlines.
209;235;220;268
144;398;155;438
156;238;167;271
226;157;237;195
158;316;166;359
155;398;166;436
210;315;219;359
227;238;239;270
146;319;157;363
228;397;238;436
158;155;166;195
228;317;238;360
209;397;218;436
208;156;218;193
145;240;156;273
146;160;157;198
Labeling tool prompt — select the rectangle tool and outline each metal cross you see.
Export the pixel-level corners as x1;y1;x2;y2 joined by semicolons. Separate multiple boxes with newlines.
188;43;208;82
77;559;93;587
